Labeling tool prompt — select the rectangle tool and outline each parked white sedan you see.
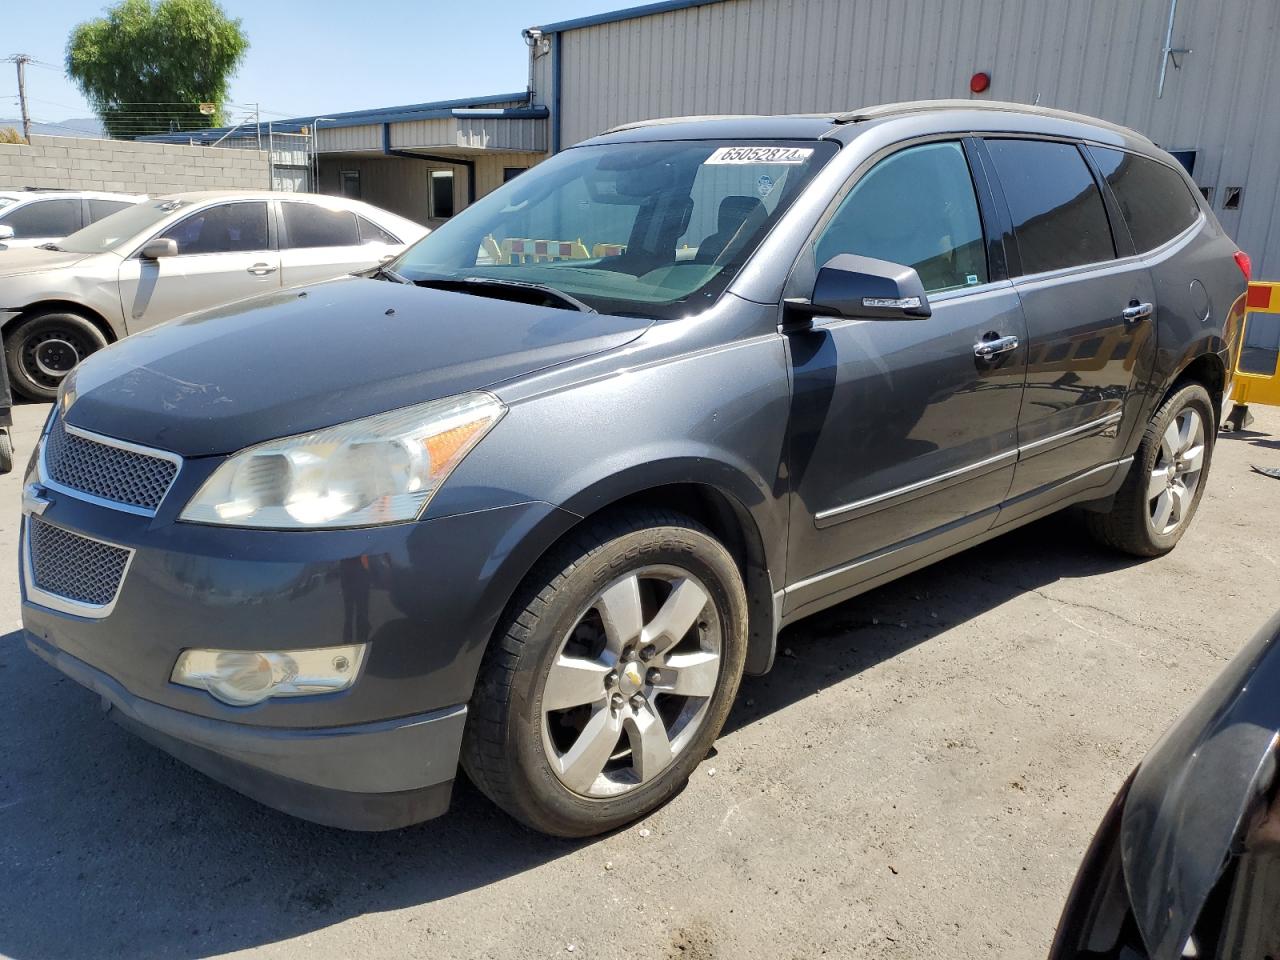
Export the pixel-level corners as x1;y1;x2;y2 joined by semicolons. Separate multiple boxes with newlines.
0;191;427;399
0;190;145;250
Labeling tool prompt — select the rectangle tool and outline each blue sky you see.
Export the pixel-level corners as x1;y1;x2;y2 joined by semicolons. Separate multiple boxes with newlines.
1;0;629;124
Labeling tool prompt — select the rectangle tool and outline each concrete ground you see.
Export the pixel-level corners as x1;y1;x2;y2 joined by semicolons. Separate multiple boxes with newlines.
1;400;1278;960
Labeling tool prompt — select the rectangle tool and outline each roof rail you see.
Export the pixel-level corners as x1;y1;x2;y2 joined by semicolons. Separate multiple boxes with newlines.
833;98;1150;142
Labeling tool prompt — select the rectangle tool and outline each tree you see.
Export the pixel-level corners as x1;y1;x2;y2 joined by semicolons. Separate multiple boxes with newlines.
66;0;248;139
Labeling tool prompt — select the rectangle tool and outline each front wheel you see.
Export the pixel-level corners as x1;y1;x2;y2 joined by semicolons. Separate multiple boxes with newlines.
4;309;109;402
462;510;748;837
1084;383;1215;557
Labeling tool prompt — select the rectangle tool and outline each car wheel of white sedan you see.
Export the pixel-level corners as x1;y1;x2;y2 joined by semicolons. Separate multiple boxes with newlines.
5;308;108;401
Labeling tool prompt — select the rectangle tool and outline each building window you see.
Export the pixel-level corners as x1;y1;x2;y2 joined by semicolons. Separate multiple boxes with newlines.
339;170;361;199
430;169;455;219
503;167;525;183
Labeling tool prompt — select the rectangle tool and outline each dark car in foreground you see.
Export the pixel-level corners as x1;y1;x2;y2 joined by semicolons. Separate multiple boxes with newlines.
1052;610;1280;960
20;100;1248;835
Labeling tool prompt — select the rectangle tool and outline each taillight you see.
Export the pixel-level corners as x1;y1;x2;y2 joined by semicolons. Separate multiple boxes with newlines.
1234;250;1252;281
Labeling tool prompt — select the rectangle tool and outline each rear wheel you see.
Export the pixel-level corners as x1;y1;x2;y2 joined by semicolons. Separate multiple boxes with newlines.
462;509;748;837
5;309;108;401
1084;383;1215;557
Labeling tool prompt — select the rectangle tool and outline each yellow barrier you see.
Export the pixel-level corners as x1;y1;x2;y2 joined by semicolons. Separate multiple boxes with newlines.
1232;281;1280;409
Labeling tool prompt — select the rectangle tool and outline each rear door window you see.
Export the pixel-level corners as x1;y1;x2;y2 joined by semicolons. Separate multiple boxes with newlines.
1;198;81;238
1087;147;1201;252
88;199;135;223
814;141;989;293
985;139;1115;275
282;202;360;248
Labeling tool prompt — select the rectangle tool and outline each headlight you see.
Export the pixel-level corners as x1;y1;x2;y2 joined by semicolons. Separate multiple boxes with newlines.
180;392;505;528
172;644;367;706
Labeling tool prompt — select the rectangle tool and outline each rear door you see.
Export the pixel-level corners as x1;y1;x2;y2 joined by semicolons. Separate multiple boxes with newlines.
783;138;1027;617
116;200;280;332
981;137;1158;504
278;201;392;286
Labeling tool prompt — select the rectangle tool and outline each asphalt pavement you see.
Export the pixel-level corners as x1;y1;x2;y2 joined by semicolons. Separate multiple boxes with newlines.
2;400;1279;959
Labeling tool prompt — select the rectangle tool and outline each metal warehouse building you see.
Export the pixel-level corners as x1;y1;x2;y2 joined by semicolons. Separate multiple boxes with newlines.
171;0;1280;272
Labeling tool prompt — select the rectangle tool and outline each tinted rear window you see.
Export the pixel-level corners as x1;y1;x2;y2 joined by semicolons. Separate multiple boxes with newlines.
986;139;1115;275
88;199;135;223
283;202;360;248
1088;147;1200;252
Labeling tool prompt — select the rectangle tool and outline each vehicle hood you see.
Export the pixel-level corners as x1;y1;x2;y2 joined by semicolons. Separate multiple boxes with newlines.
64;276;653;456
0;246;98;279
1120;608;1280;960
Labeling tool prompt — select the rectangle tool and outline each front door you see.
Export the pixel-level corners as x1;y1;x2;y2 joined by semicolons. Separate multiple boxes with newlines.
117;200;280;332
980;138;1158;501
783;140;1026;617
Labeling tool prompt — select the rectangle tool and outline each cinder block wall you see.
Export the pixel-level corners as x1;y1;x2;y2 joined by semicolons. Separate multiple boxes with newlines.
0;134;270;194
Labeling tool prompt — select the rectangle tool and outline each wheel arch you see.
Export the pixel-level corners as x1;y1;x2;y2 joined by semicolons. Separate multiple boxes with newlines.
3;299;119;345
1162;350;1227;424
478;461;786;683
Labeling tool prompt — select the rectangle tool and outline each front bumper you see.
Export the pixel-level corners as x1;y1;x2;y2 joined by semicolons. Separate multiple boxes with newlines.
28;632;463;830
20;452;580;828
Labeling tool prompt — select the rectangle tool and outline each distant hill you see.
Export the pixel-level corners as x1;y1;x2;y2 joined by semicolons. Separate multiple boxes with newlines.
0;117;106;138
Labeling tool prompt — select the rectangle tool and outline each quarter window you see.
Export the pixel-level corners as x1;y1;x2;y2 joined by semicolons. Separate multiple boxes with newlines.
161;202;270;255
282;202;360;248
88;199;134;224
814;141;988;293
1;198;80;238
1087;147;1200;252
985;139;1115;275
357;215;398;245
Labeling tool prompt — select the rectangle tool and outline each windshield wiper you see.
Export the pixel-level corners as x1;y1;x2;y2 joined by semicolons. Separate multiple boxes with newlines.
366;263;409;284
37;242;64;252
415;276;596;313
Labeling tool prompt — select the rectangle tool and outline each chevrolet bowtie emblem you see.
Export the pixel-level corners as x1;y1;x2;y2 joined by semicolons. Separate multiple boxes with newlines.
22;484;51;516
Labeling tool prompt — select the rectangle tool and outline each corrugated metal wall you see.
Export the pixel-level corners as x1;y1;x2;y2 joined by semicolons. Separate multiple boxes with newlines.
550;0;1280;273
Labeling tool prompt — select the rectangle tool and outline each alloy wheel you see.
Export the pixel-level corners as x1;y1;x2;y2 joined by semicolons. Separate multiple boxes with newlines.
1148;408;1205;535
540;565;722;798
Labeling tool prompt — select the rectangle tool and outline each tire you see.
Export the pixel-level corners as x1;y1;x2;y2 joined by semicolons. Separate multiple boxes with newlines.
4;309;109;402
0;429;11;475
462;509;749;837
1085;383;1216;557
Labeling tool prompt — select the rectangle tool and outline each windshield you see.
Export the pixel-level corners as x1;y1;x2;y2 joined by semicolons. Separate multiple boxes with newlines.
392;139;837;319
0;197;15;211
57;199;191;255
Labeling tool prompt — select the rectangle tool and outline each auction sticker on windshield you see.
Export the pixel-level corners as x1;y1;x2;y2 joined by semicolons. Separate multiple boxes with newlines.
705;146;814;164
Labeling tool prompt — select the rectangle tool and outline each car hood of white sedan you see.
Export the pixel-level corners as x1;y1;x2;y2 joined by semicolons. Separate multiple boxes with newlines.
0;246;99;279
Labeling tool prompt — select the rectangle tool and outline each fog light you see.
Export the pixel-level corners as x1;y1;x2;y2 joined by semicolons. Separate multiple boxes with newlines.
171;644;367;706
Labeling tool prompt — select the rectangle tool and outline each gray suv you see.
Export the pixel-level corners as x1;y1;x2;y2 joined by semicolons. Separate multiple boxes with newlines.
20;101;1248;836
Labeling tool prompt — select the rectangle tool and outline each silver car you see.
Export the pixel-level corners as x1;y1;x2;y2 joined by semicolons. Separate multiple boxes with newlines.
0;191;427;399
0;190;145;250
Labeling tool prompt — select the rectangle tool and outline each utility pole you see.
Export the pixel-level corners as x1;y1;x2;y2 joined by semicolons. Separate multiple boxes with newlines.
7;54;32;141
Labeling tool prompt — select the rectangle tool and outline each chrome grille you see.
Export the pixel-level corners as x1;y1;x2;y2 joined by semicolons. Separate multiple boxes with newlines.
27;516;131;608
43;414;178;512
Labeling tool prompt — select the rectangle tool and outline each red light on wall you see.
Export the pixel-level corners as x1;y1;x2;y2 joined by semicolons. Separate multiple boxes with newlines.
970;72;991;94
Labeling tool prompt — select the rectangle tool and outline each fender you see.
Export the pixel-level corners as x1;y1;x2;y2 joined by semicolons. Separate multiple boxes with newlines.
555;452;786;677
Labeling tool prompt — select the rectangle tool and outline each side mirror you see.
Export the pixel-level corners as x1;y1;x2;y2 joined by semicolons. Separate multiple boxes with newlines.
0;225;14;241
140;237;178;260
784;254;931;329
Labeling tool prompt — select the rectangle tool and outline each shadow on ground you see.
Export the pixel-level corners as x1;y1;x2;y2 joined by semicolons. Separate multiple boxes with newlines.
0;512;1137;959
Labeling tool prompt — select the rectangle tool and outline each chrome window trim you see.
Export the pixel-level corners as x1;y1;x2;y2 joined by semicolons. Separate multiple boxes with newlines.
814;411;1125;527
38;418;183;518
21;517;135;620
